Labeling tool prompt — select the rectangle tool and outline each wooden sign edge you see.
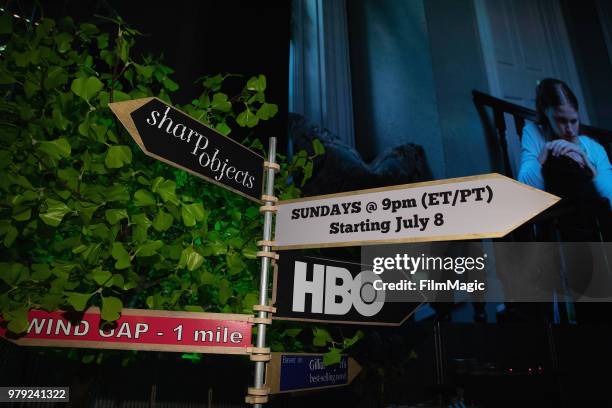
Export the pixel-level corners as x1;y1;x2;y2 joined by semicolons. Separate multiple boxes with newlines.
3;337;251;355
109;97;266;204
265;352;362;395
73;307;254;322
276;173;559;205
275;173;505;205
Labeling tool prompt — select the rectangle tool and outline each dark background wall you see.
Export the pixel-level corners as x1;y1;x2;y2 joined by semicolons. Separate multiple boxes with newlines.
34;0;291;151
347;0;446;179
347;0;493;179
424;0;493;178
563;0;612;130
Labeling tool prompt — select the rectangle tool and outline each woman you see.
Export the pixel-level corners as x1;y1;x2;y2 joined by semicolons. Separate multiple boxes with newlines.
515;79;611;324
517;78;612;210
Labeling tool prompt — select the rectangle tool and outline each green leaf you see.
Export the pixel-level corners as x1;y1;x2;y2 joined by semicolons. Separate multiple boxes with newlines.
226;252;246;275
39;199;71;227
0;13;13;34
151;178;179;205
55;32;73;53
105;209;128;225
135;240;163;257
12;208;31;221
105;145;132;168
112;90;131;102
200;271;215;284
215;122;231;136
342;330;364;349
76;201;100;224
302;161;313;186
152;210;173;232
256;103;278;120
111;242;131;270
31;264;52;281
211;93;231;112
82;354;95;364
101;296;123;321
112;274;125;288
181;203;205;227
242;293;259;311
312;139;325;156
58;167;79;190
285;328;302;338
134;63;153;79
184;305;205;312
134;189;156;206
0;70;15;85
4;226;18;247
44;66;68;90
179;247;204;272
236;108;259;128
313;328;333;347
323;348;342;366
97;33;109;49
40;294;62;311
0;263;25;285
163;77;179;91
7;309;29;334
38;138;71;160
79;23;99;36
92;269;112;286
71;76;104;102
65;292;94;311
246;75;267;92
242;247;258;260
105;185;130;202
217;279;232;305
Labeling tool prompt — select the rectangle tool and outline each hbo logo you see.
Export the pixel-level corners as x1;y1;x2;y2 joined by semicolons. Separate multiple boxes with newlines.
291;261;384;317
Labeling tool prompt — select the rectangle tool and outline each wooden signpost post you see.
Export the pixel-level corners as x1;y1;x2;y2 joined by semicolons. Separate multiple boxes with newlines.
265;353;362;394
0;308;254;354
273;173;559;250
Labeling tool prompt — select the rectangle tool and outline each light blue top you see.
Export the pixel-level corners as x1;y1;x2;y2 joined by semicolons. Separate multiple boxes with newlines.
517;122;612;210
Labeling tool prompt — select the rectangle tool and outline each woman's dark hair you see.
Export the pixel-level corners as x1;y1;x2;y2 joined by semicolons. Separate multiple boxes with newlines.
535;78;579;138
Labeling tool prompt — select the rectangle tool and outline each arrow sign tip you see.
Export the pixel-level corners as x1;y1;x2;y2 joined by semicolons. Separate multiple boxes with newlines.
108;97;155;149
348;357;362;384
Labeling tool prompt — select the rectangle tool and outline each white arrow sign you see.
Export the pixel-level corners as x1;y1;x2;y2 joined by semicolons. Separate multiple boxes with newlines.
273;173;559;250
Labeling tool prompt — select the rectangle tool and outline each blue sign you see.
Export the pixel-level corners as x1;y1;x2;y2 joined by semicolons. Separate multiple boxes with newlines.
279;354;349;392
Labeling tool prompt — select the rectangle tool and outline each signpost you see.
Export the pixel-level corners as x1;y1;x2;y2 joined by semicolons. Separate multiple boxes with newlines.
109;97;265;202
110;97;278;406
273;173;559;250
0;308;253;355
265;353;362;394
272;252;424;325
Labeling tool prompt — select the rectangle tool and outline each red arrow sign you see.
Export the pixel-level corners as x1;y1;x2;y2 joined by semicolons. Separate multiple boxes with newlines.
0;308;253;355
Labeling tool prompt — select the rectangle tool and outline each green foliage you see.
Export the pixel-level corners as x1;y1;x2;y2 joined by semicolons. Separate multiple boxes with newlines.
312;328;364;366
0;12;323;348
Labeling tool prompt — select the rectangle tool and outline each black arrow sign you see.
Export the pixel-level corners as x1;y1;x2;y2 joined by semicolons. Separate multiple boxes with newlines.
273;251;423;326
109;98;264;202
